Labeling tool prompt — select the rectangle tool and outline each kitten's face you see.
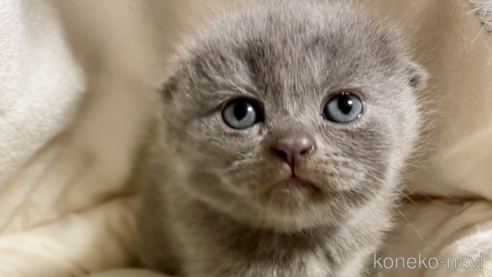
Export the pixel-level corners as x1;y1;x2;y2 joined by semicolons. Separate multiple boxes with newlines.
161;1;427;232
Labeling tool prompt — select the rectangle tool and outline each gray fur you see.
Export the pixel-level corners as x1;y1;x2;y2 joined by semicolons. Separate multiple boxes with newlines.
138;0;428;276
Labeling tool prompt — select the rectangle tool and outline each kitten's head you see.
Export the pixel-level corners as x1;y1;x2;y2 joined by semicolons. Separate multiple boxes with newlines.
159;0;427;232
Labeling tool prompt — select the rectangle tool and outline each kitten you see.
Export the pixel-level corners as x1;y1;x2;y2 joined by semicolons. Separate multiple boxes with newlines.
138;0;428;276
470;0;492;34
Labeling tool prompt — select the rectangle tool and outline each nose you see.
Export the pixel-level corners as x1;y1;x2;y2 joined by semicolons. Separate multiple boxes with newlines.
272;133;316;167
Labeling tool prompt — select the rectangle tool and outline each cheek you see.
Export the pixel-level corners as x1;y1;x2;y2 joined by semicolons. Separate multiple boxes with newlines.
183;118;285;193
308;121;394;191
373;89;422;154
220;157;286;195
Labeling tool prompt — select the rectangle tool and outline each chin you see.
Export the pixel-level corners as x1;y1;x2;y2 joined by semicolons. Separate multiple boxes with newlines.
256;207;325;233
253;193;330;233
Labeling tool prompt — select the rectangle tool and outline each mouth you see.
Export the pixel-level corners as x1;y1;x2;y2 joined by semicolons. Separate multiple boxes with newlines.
260;175;323;213
272;176;320;193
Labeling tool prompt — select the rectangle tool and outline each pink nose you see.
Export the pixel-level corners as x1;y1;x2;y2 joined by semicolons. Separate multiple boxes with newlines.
272;133;315;167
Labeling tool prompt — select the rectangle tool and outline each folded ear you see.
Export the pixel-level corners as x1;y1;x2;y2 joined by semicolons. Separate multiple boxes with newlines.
406;61;429;91
158;75;178;102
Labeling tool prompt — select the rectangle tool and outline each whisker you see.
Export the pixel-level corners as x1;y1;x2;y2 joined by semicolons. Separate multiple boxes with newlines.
396;208;431;251
393;187;420;208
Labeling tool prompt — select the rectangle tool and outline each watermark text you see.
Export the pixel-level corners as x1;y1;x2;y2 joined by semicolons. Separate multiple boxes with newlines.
374;253;484;270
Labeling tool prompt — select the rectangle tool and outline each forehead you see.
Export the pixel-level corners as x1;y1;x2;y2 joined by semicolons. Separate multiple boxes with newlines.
183;1;401;96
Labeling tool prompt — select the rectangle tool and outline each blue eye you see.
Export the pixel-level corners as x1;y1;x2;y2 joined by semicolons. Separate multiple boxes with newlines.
222;99;261;129
323;92;363;123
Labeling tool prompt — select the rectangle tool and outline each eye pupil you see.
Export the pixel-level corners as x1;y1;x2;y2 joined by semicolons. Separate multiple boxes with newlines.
337;94;353;114
233;102;250;120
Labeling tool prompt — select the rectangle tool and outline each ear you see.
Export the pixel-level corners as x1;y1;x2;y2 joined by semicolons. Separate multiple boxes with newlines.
158;76;178;102
406;61;429;91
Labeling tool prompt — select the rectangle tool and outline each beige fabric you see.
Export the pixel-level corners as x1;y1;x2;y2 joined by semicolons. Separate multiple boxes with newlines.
0;0;491;277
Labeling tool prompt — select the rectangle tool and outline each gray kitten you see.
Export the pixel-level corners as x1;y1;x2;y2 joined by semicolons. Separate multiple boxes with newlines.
138;0;428;276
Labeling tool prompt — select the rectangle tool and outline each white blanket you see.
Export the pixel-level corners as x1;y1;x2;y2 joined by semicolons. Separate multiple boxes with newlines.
0;0;491;276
